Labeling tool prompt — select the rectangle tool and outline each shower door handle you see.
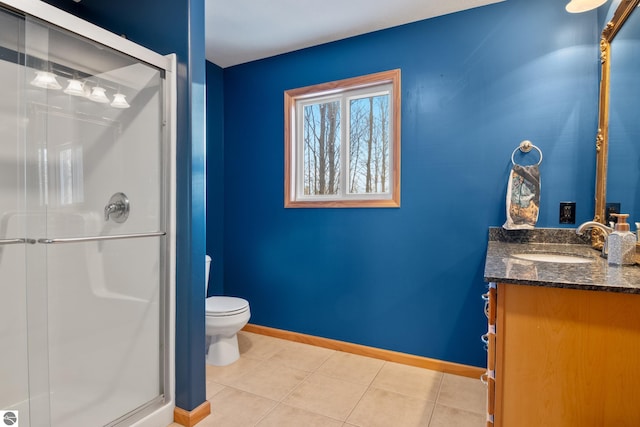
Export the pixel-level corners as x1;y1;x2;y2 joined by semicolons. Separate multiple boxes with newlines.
37;231;166;244
0;238;35;245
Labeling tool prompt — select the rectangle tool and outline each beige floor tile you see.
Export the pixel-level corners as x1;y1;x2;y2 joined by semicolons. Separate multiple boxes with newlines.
436;373;487;415
205;356;264;386
268;340;335;372
316;351;384;386
428;404;485;427
196;388;277;427
205;380;226;399
228;360;309;401
282;373;368;421
370;362;442;401
256;403;343;427
238;331;291;361
346;387;434;427
172;335;487;427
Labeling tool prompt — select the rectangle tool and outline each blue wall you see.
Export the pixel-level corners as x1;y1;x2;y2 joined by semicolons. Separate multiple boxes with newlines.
220;0;600;367
42;0;208;411
206;61;225;296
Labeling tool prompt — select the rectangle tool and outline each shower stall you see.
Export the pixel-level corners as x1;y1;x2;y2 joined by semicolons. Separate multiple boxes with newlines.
0;1;176;426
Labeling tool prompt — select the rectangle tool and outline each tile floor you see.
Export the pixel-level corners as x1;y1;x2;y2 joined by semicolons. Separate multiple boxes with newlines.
169;331;486;427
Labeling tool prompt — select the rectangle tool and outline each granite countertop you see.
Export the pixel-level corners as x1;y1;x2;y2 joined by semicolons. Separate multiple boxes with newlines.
484;227;640;294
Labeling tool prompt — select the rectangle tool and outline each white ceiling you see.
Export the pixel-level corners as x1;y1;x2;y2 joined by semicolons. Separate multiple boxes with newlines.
205;0;506;68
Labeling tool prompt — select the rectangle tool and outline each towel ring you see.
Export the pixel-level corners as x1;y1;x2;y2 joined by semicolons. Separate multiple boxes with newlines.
511;140;543;166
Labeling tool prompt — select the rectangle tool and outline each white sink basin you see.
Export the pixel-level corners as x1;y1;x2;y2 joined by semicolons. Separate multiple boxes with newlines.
512;253;593;264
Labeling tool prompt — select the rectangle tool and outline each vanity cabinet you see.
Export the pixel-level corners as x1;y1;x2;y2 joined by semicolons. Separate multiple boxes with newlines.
488;283;640;427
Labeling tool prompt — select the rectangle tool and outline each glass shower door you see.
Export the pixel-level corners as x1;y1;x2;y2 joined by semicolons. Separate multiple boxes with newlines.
0;6;30;426
22;15;167;427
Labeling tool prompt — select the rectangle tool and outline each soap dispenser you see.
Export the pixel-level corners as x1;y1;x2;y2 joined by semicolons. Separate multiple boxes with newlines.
608;214;636;266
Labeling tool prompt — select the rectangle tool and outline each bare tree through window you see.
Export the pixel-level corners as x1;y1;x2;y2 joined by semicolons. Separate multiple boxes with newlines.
349;95;389;194
303;101;340;195
285;69;400;208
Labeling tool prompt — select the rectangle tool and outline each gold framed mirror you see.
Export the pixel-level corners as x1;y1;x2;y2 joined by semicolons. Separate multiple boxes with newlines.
593;0;640;250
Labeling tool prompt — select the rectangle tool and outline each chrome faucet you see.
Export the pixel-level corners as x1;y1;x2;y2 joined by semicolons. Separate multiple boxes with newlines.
576;221;614;256
576;221;614;236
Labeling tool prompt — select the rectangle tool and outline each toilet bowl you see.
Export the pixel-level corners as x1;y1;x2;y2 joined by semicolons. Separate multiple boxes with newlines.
205;255;250;366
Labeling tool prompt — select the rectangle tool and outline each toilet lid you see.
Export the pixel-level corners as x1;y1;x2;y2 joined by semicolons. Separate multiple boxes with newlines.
206;296;249;316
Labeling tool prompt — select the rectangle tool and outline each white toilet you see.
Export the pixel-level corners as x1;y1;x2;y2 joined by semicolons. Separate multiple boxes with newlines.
205;255;251;366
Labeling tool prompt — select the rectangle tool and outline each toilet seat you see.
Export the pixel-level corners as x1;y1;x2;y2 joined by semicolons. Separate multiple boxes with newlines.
206;296;249;317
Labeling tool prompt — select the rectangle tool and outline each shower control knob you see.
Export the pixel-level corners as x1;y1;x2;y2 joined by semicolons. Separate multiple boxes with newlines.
104;192;130;223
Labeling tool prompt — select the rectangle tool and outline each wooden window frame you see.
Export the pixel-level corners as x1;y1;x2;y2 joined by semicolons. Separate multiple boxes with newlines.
284;69;401;208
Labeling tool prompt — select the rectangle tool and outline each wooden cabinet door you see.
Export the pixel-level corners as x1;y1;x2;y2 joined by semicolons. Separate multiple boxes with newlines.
495;283;640;427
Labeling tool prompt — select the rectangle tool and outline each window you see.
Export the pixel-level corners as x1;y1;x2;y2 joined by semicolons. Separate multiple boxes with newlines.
285;69;401;208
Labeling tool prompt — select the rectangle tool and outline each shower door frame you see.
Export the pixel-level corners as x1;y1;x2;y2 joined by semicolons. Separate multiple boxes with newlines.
0;0;178;425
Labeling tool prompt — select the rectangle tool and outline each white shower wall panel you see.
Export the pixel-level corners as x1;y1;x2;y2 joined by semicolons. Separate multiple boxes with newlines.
32;66;163;240
45;237;161;426
0;55;22;211
0;238;29;422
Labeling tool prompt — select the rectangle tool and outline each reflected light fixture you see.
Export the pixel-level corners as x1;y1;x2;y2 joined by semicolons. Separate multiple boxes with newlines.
88;86;109;103
566;0;607;13
30;71;62;90
63;79;85;96
110;92;130;109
